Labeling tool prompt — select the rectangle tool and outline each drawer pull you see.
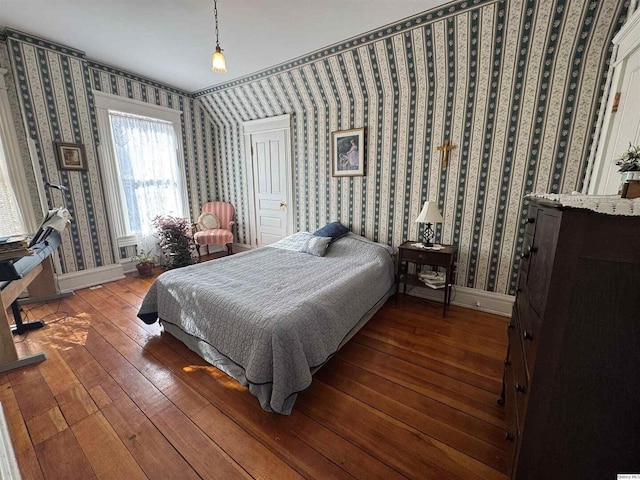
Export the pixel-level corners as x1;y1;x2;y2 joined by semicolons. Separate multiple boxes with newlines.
515;383;527;394
523;330;533;341
505;432;515;442
527;217;535;224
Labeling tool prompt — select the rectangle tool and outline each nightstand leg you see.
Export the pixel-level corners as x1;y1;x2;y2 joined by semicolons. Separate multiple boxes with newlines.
403;261;408;294
443;272;448;318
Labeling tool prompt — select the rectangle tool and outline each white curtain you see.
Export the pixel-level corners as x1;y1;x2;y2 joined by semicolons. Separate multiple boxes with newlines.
0;135;25;237
109;112;184;254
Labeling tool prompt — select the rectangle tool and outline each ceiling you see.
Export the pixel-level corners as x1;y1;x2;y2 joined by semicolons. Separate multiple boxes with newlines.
0;0;450;93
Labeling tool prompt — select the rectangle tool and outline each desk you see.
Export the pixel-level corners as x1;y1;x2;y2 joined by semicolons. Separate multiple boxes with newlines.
0;249;59;373
396;241;457;318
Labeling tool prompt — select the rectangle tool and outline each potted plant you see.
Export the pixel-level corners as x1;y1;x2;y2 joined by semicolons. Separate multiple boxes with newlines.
134;249;155;277
615;143;640;194
152;215;196;269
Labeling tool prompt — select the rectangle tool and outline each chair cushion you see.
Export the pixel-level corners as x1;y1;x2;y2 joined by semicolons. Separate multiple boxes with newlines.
313;222;350;245
194;229;233;245
198;212;219;230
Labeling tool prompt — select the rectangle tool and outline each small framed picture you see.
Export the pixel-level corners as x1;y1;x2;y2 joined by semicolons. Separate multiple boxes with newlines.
54;142;87;171
331;128;365;177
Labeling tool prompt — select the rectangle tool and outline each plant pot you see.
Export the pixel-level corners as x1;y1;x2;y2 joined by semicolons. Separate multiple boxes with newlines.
619;171;640;195
136;263;154;277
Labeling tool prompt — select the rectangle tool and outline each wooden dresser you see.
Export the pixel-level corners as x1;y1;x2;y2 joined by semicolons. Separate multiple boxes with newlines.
501;197;640;479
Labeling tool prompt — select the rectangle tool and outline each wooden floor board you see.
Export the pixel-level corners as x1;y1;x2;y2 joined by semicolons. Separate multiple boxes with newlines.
144;335;357;480
315;359;506;466
2;266;509;479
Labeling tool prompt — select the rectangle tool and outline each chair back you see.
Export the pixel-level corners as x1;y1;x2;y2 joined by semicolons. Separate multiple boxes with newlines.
201;202;234;231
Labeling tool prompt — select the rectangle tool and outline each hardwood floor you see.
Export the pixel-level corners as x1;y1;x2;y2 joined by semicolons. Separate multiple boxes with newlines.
1;263;509;479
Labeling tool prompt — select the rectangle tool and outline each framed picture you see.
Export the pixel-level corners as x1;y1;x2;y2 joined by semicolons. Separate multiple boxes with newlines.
54;142;87;171
331;128;365;177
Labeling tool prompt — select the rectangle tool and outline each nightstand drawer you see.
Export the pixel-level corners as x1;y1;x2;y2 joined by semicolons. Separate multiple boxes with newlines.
401;248;448;266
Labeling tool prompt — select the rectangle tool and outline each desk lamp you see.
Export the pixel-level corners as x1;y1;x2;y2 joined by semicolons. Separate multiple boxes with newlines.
415;201;443;247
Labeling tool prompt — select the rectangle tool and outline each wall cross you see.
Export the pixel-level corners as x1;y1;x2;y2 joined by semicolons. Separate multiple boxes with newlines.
437;140;457;168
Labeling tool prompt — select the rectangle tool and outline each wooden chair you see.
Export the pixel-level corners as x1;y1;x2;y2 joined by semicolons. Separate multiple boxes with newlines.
193;201;235;255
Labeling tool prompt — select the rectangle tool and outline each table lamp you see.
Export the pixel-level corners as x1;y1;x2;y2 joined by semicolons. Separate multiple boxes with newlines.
415;201;443;247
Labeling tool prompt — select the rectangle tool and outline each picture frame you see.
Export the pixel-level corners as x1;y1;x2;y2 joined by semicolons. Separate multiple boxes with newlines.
331;128;365;177
54;142;87;171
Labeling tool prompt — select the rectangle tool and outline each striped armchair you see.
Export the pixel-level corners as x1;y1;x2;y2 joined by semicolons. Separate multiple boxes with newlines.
193;201;235;255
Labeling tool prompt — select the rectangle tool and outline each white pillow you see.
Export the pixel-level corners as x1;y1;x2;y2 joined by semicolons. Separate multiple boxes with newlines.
269;232;331;257
198;212;219;230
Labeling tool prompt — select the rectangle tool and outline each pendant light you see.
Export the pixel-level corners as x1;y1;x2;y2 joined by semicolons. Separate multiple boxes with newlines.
211;0;227;73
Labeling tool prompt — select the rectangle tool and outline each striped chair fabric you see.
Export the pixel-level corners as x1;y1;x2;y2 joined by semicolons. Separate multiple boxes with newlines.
193;201;235;255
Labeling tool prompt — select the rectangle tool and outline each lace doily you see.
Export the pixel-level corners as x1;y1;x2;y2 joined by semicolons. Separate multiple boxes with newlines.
527;192;640;216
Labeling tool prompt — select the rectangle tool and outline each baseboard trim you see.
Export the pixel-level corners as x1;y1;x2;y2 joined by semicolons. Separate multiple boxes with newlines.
57;264;125;291
407;284;514;317
19;290;74;304
233;242;254;252
0;403;20;480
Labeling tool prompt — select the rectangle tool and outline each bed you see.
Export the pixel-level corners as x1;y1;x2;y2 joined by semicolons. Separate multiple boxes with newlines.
137;232;396;414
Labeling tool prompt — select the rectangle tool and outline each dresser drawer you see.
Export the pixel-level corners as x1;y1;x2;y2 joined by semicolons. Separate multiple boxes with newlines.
508;314;529;426
503;359;519;477
507;318;528;388
519;233;534;278
516;300;542;379
524;207;537;236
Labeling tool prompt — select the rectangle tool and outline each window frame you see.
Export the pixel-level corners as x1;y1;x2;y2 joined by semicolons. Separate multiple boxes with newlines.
93;91;188;253
0;67;38;234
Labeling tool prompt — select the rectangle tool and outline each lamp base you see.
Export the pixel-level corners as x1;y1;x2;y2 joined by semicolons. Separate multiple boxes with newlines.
421;223;435;247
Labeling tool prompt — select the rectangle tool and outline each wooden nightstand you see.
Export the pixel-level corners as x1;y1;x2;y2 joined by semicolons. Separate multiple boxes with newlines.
396;241;457;318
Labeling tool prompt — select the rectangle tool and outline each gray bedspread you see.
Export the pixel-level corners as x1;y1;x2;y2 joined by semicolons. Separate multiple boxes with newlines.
138;233;395;414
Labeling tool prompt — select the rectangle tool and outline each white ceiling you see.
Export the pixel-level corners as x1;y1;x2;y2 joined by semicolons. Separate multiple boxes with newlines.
0;0;450;93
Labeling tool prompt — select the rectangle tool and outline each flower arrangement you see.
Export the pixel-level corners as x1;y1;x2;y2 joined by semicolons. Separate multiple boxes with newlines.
133;249;155;277
615;143;640;172
152;215;196;269
133;249;154;265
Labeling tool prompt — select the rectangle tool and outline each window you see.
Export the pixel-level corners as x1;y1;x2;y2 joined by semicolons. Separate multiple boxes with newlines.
0;134;24;237
93;91;188;257
0;67;36;237
109;112;184;248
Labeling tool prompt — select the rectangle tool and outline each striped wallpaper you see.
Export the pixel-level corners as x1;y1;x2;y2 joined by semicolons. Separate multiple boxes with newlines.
197;0;628;295
0;0;629;296
1;29;216;271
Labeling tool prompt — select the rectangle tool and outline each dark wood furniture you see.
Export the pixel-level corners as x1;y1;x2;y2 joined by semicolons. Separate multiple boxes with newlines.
500;198;640;479
396;241;457;317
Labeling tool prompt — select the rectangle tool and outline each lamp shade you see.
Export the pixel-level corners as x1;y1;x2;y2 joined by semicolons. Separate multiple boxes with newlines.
415;201;443;224
212;45;227;73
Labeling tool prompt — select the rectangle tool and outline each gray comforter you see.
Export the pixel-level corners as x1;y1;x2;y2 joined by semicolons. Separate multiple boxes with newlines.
138;233;395;414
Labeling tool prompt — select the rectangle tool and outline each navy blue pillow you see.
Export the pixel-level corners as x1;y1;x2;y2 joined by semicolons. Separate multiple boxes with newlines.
313;222;350;245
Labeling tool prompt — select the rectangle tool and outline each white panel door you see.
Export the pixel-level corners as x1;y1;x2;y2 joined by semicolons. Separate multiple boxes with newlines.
587;10;640;195
598;47;640;194
251;130;289;245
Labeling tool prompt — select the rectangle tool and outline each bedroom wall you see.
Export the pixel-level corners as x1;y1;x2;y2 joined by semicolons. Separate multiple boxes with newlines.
197;0;628;295
0;29;217;272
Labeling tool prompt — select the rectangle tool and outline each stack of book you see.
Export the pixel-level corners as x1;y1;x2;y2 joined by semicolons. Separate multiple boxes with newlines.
0;235;33;262
418;271;446;289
